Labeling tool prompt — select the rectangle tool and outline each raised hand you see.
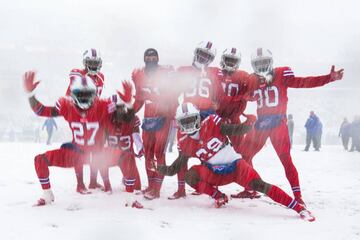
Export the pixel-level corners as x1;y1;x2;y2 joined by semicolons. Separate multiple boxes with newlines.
329;65;344;82
23;71;40;93
117;80;134;106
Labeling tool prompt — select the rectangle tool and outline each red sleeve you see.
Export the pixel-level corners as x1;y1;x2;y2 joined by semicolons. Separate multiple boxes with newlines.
282;67;332;88
31;97;63;117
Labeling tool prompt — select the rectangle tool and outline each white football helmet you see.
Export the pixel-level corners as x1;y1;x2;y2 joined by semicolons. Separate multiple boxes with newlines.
193;41;216;68
251;48;273;77
69;74;97;110
83;48;102;75
220;48;241;72
176;102;201;134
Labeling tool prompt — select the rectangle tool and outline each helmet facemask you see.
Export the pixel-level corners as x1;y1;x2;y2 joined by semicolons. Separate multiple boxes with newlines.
83;57;102;75
252;57;273;78
71;88;96;110
193;48;215;68
221;55;240;72
177;113;201;134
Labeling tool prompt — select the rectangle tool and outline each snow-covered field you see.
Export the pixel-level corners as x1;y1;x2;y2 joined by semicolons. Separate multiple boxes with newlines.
1;142;359;240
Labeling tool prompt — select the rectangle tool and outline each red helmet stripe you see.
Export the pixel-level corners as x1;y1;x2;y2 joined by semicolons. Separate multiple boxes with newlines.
206;41;213;49
257;48;263;57
182;102;188;113
231;48;236;54
91;48;97;57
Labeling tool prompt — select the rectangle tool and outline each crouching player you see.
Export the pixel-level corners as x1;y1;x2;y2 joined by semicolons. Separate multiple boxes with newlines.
23;71;120;206
157;102;315;221
94;84;143;194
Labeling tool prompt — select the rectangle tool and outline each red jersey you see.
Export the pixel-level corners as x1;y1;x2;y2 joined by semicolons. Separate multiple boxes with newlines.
177;114;241;164
54;97;114;150
66;69;105;97
132;65;177;117
105;115;141;151
251;67;332;116
214;68;253;120
177;66;222;111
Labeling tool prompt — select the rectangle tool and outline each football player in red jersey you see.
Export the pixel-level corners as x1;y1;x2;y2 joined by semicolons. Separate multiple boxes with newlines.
66;48;104;97
23;71;124;206
64;49;106;190
132;48;177;200
157;102;315;222
170;41;224;199
215;48;257;153
95;86;143;194
232;48;344;203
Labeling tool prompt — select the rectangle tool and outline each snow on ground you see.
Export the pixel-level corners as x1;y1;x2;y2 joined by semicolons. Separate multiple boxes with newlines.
0;142;359;240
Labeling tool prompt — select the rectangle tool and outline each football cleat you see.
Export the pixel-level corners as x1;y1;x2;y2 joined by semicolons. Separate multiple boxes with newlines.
34;189;54;207
76;184;92;194
231;190;261;199
191;191;202;196
299;209;316;222
143;189;160;200
168;190;186;200
215;194;229;208
141;186;153;195
131;200;144;209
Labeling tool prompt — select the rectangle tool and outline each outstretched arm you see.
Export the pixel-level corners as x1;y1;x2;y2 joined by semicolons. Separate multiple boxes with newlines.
220;114;256;136
157;153;189;176
23;71;60;117
286;66;344;88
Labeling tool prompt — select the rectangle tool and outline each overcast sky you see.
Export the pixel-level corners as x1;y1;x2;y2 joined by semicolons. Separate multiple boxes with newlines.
0;0;359;129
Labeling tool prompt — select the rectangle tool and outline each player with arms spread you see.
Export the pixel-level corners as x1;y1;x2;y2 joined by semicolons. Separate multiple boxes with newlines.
23;71;119;206
158;102;316;222
232;48;344;202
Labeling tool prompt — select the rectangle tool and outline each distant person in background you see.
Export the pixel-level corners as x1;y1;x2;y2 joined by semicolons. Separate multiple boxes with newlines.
287;114;294;148
304;111;321;151
349;116;360;152
315;120;323;151
34;124;41;143
42;118;57;145
339;118;350;150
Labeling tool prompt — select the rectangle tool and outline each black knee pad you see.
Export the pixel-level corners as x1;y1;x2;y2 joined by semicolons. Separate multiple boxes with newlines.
185;169;200;186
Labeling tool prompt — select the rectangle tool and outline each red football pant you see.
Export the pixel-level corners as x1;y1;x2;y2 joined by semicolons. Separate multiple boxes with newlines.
239;122;301;198
189;160;303;212
34;148;88;190
94;148;140;192
142;119;172;193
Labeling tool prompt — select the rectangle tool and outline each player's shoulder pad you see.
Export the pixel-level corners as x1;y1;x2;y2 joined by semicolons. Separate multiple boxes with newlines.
276;66;294;77
69;68;84;77
96;72;105;82
131;68;144;80
203;114;222;126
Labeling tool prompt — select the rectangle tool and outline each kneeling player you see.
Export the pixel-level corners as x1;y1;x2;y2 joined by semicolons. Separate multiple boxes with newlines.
157;102;315;222
95;90;143;193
